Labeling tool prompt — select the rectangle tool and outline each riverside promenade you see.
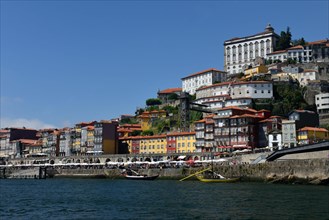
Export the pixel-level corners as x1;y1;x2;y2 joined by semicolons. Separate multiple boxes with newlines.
1;142;328;184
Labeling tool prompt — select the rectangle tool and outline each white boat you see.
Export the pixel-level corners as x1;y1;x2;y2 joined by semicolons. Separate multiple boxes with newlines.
124;174;159;180
122;169;159;180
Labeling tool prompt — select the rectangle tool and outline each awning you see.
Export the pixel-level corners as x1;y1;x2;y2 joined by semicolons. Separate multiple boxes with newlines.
218;146;233;149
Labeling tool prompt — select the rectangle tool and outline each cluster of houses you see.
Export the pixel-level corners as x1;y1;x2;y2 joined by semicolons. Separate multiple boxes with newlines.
0;120;119;159
0;107;328;159
1;24;329;159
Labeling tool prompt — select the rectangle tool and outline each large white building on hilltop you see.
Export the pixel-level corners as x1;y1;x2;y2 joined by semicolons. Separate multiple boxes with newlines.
181;68;227;95
224;24;279;75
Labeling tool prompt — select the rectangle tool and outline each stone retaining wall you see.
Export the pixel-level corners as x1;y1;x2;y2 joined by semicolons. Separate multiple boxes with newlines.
48;158;329;185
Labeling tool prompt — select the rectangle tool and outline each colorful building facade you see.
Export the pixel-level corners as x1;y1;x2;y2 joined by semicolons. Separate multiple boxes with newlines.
297;127;329;145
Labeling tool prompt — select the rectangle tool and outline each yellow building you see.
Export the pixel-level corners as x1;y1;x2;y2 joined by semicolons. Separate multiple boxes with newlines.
168;132;196;153
244;65;268;79
73;121;96;155
297;127;329;145
72;124;82;154
139;135;167;154
138;110;167;131
87;126;94;150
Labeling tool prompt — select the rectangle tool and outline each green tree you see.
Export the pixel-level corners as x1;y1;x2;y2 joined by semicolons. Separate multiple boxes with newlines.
162;105;178;115
270;83;308;116
287;58;297;64
145;105;159;111
131;130;141;136
168;93;178;100
190;111;203;123
135;108;144;116
146;98;162;106
141;130;154;136
276;27;292;50
120;117;139;125
292;37;307;46
153;118;170;134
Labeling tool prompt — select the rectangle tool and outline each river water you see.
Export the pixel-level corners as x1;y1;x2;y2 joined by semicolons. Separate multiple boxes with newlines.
0;179;328;220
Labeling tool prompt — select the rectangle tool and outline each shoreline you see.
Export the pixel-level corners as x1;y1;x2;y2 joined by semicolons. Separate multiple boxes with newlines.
51;158;329;185
2;158;329;185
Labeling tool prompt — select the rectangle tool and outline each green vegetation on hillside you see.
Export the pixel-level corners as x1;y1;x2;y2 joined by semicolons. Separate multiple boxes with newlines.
253;83;310;116
146;98;162;106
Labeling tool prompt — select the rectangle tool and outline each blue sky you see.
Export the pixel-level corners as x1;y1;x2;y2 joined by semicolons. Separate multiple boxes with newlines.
1;0;328;129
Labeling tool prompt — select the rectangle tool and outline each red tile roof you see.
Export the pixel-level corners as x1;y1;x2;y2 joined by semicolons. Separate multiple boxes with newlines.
294;110;316;114
118;128;133;132
219;106;244;111
298;127;328;132
287;45;304;50
257;109;271;113
303;69;317;73
230;114;261;119
307;39;329;45
269;116;283;119
267;49;287;55
166;132;196;136
16;139;38;145
158;88;182;94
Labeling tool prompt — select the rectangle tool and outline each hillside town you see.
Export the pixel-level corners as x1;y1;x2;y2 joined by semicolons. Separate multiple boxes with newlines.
1;24;329;160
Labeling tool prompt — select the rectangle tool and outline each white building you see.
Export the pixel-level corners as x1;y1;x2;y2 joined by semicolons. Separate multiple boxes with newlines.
224;24;279;75
266;50;288;62
181;68;227;95
267;45;313;63
268;129;283;151
59;129;71;157
182;69;227;95
267;39;329;63
292;69;318;86
282;120;297;148
195;81;273;110
316;93;329;114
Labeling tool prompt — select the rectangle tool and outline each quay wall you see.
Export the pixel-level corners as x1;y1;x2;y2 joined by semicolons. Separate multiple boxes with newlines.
211;159;329;184
46;158;329;185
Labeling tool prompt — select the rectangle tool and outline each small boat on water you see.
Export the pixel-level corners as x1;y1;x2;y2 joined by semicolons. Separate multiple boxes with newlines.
179;167;239;183
196;170;239;183
122;169;159;180
125;174;159;180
